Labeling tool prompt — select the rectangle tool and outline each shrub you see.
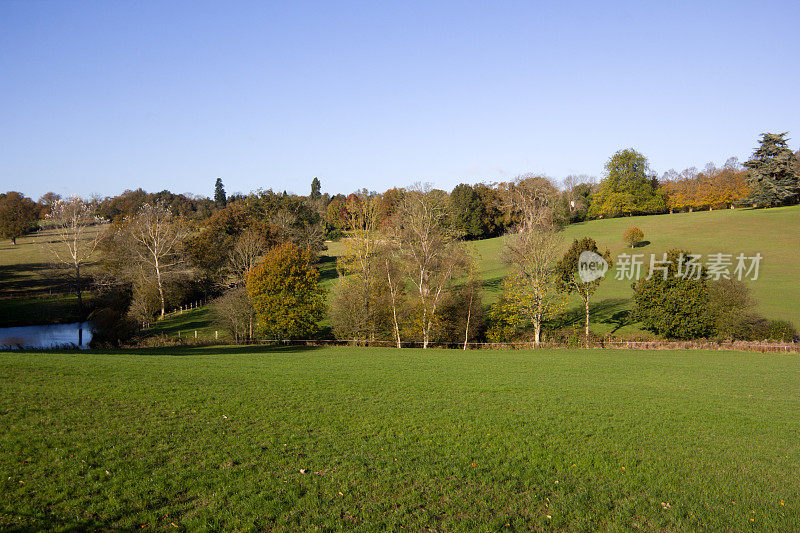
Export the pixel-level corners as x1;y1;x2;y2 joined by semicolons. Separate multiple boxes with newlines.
632;249;713;339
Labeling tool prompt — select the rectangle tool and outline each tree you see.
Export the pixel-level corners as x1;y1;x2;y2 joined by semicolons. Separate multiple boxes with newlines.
45;196;103;315
449;183;485;239
743;133;799;207
310;177;322;200
117;202;192;318
555;237;612;346
395;185;470;348
622;226;644;248
246;242;324;339
331;192;383;341
214;178;227;208
501;225;565;345
213;287;256;342
38;192;61;217
0;191;38;245
632;249;713;339
498;175;563;229
589;149;665;218
225;226;272;286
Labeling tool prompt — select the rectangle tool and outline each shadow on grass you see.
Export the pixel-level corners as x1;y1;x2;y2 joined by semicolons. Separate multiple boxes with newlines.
316;255;338;283
1;344;324;357
151;319;213;335
481;276;503;292
113;344;325;356
0;498;199;532
551;298;632;332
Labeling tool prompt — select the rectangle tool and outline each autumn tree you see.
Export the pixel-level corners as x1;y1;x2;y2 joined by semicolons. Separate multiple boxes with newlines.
246;242;324;339
45;196;103;315
38;192;62;217
493;175;565;345
213;287;254;342
555;237;612;346
498;174;563;229
330;191;385;342
0;191;38;245
743;132;800;207
226;225;275;286
622;226;644;248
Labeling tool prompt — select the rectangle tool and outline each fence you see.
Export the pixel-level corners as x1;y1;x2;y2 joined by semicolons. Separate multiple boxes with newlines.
138;334;800;354
139;299;207;329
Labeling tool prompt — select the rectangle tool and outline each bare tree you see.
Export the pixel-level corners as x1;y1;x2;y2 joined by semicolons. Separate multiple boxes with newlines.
376;241;404;348
46;196;103;315
125;203;192;318
499;174;562;229
226;228;270;286
396;184;469;349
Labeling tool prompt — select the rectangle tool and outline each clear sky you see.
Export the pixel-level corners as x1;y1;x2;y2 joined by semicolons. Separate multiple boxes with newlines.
1;0;798;200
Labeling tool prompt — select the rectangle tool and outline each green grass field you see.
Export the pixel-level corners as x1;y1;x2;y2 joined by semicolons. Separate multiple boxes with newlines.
1;346;798;530
0;225;104;327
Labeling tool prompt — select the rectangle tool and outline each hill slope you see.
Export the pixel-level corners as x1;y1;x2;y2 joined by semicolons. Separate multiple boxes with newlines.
324;205;800;337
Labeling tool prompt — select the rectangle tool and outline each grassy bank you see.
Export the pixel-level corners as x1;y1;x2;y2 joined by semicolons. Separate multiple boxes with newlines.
1;346;798;530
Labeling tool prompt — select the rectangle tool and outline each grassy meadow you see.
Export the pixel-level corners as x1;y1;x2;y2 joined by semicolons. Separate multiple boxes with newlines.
1;346;798;530
0;225;103;327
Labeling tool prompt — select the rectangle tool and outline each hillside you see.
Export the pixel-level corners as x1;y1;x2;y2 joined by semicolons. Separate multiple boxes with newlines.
324;205;800;337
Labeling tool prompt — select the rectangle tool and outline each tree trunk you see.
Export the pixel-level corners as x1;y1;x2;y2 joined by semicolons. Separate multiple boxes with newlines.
534;318;541;347
463;290;473;350
154;256;166;318
584;296;590;348
75;263;84;317
157;278;165;318
10;237;16;245
386;268;401;349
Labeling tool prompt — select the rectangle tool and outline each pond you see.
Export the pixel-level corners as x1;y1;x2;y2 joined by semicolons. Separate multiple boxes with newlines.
0;322;93;350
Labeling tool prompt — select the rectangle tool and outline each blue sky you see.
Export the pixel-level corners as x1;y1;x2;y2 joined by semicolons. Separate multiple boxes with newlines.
1;0;798;200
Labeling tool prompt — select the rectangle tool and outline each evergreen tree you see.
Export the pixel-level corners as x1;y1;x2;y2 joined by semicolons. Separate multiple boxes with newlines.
449;183;485;239
310;177;321;200
743;133;800;207
214;178;227;208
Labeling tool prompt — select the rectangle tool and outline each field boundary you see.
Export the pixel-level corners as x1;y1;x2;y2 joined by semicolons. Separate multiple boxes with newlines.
136;335;800;353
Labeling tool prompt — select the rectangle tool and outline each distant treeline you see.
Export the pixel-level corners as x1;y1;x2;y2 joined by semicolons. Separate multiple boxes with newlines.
0;133;798;347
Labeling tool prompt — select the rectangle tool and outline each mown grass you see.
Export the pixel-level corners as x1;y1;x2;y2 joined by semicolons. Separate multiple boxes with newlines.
1;346;798;530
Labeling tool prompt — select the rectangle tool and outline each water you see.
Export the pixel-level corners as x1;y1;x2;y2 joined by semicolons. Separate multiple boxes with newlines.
0;322;93;350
